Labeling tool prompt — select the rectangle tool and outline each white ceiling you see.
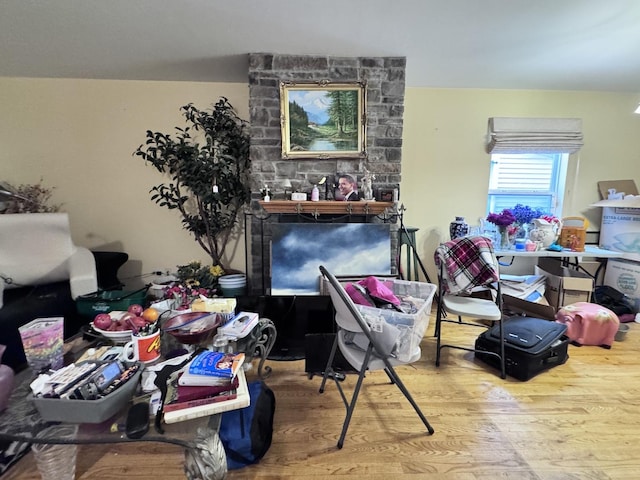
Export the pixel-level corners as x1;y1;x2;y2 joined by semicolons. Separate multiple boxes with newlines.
2;0;640;92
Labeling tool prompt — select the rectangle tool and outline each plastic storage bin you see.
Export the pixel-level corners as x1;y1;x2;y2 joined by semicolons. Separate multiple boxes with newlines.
31;364;142;423
76;288;148;317
354;279;436;362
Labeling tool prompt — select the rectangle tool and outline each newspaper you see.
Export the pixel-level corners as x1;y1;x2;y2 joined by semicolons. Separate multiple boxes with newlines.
500;274;547;303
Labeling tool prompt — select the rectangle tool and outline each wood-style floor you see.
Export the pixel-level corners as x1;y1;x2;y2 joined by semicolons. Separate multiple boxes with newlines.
5;314;639;480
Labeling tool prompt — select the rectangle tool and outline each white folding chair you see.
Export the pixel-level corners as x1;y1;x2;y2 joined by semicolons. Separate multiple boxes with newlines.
433;236;506;379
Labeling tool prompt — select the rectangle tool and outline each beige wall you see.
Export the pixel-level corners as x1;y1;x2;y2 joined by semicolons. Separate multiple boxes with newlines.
2;78;639;287
0;77;249;288
403;88;640;281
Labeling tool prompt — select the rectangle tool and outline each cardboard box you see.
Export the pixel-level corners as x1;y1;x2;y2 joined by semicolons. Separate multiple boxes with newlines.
598;206;640;262
502;294;556;320
535;257;594;309
597;180;639;200
593;180;640;262
604;258;640;310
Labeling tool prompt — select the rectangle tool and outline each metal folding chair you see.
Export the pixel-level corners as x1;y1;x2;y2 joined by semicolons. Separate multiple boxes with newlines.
318;265;435;449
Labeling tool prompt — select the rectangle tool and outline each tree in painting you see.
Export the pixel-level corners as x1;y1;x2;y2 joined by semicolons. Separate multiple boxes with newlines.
327;90;358;136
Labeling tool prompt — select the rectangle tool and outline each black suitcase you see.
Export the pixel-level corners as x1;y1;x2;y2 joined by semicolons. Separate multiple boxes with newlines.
475;316;569;381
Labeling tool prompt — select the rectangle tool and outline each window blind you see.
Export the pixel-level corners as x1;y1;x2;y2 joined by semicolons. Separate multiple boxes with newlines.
489;154;556;192
486;117;583;154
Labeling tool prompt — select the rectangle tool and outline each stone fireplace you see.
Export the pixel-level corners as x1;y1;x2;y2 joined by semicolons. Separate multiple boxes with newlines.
247;53;407;294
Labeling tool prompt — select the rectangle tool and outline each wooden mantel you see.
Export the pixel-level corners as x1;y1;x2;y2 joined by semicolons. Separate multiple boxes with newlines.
259;200;395;216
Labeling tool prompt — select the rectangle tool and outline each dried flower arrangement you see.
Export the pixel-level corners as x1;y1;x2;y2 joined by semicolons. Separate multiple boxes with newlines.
0;179;62;214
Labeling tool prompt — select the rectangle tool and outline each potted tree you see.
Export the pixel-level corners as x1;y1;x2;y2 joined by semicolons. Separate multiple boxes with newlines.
135;97;251;275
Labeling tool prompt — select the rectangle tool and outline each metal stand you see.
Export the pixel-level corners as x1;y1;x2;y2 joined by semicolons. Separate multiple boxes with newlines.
396;205;433;284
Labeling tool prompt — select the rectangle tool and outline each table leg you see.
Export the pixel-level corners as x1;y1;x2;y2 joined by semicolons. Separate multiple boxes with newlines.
183;427;227;480
236;318;277;379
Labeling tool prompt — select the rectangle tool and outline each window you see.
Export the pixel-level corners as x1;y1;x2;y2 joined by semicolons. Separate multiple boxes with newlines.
484;117;583;218
486;152;568;217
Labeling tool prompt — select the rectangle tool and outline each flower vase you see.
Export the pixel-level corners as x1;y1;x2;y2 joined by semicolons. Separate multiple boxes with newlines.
498;226;511;250
449;216;469;240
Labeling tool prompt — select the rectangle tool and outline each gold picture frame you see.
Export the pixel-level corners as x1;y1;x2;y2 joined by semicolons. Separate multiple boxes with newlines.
280;80;367;159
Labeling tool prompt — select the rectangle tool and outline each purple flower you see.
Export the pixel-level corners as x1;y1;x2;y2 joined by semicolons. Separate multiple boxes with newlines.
511;204;546;225
486;209;516;226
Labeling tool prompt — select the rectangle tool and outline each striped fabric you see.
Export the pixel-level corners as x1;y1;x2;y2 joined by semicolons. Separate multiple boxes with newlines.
434;236;499;295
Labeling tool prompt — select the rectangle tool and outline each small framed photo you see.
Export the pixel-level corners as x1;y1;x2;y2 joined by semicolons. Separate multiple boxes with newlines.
280;80;367;159
376;186;398;202
334;173;360;201
377;188;395;202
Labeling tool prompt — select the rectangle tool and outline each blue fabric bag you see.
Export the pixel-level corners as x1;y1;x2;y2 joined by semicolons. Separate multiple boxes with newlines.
219;380;275;470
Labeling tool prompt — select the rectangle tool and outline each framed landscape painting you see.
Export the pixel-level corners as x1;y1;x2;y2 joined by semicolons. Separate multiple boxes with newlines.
280;80;367;159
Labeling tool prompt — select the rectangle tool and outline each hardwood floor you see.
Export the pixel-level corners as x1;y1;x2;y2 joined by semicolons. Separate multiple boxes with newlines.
5;314;639;479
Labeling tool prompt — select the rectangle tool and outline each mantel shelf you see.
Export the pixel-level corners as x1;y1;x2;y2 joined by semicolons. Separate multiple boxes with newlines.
258;200;395;216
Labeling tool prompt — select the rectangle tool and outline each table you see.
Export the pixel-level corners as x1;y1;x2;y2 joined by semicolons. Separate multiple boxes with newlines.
494;245;623;280
494;245;623;259
0;319;277;480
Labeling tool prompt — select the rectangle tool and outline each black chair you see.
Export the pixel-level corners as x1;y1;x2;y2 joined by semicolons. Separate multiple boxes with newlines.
318;265;435;449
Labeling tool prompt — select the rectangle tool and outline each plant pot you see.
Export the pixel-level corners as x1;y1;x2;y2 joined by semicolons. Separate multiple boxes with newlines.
218;274;247;297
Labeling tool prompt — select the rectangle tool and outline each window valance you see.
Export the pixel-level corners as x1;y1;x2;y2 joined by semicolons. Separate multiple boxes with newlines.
486;117;583;154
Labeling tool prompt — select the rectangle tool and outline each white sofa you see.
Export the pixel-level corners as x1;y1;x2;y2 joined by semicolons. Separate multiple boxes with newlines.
0;213;97;307
0;213;98;370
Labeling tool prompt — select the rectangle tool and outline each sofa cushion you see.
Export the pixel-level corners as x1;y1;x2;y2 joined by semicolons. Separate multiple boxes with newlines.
0;213;74;290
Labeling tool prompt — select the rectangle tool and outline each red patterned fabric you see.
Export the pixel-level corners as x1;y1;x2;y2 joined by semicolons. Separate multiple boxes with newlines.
434;236;499;294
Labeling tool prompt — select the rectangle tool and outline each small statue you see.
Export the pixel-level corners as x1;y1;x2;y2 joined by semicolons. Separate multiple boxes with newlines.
260;185;271;202
361;168;375;201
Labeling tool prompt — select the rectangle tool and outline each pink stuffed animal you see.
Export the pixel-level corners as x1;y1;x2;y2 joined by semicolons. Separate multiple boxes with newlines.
555;302;620;349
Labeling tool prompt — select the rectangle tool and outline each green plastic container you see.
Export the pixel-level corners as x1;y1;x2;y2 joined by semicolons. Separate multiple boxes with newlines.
76;288;148;317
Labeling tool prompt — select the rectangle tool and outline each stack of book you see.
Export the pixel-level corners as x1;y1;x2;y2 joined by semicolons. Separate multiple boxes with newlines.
163;351;249;424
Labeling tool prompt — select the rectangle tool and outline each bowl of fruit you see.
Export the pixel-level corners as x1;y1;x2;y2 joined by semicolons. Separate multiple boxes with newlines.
91;304;160;344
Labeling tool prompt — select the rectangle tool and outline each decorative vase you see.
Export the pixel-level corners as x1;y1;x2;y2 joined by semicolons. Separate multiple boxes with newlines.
498;226;511;250
529;218;561;247
449;216;469;240
0;344;15;412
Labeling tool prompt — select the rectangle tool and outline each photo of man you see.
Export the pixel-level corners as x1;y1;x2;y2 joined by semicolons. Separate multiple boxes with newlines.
336;174;360;201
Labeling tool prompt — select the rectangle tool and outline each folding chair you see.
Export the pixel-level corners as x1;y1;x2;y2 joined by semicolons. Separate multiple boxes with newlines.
433;236;506;379
318;265;435;449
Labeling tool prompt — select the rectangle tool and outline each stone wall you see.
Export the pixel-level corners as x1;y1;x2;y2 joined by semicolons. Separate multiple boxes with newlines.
247;53;406;294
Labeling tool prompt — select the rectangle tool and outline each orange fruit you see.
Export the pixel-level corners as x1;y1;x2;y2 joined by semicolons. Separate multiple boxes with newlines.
141;307;160;323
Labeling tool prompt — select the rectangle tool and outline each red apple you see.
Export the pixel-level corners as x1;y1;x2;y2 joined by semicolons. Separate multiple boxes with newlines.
127;304;144;316
93;313;113;330
132;316;147;329
113;320;129;331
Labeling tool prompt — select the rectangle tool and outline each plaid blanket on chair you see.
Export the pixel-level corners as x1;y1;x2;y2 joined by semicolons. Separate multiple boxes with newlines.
434;236;499;295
